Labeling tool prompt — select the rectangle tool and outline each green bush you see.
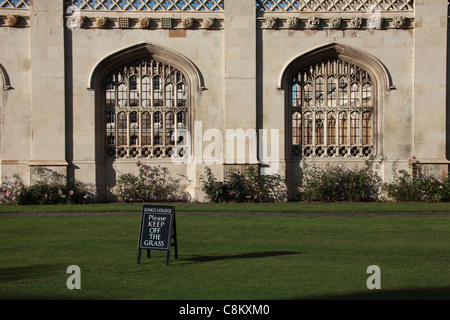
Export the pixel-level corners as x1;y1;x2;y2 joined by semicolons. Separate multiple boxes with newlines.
113;161;185;202
299;160;384;202
0;167;90;205
201;166;274;203
0;175;23;205
386;157;450;202
201;167;228;203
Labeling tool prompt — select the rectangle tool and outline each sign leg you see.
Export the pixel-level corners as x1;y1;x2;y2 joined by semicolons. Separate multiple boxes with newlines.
165;250;170;266
173;216;178;259
137;249;142;264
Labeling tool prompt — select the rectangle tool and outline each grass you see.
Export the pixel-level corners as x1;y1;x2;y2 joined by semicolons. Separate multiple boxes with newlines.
1;213;450;300
0;201;450;214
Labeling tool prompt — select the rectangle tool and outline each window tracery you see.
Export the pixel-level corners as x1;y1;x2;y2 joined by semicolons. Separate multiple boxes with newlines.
290;57;375;158
104;57;188;159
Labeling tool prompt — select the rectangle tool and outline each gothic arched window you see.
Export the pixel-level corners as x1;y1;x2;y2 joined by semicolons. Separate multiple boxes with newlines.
290;57;375;158
104;57;189;159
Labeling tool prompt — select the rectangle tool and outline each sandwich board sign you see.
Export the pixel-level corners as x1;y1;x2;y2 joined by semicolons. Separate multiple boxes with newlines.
137;205;178;266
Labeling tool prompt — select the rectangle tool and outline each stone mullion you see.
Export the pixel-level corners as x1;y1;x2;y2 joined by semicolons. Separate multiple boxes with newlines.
311;77;316;149
150;112;155;147
358;81;363;147
126;112;130;148
324;62;330;148
138;112;142;148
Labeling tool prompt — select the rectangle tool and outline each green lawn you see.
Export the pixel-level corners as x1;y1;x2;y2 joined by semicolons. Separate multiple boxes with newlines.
1;212;450;300
1;201;450;214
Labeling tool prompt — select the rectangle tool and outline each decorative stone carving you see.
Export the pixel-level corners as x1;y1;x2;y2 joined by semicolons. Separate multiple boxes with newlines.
328;17;341;29
95;16;109;29
287;17;300;30
161;18;172;29
367;16;383;30
71;15;87;29
138;17;151;29
393;16;406;29
6;14;20;27
256;0;413;12
182;17;195;29
68;0;225;12
307;17;320;30
118;17;130;29
350;17;362;29
265;17;278;29
202;17;215;29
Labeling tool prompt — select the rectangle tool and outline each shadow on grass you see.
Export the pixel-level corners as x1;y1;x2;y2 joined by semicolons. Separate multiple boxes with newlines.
181;251;303;263
0;264;65;282
302;287;450;300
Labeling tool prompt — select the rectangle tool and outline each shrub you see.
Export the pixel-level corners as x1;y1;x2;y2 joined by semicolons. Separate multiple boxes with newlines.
201;167;228;203
299;159;384;202
16;167;89;205
113;161;185;202
386;157;450;202
0;175;24;205
201;166;274;203
0;167;90;205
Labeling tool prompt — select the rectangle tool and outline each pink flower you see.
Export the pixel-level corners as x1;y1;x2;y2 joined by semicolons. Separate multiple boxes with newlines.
6;191;11;198
12;179;17;185
439;186;444;189
69;190;74;195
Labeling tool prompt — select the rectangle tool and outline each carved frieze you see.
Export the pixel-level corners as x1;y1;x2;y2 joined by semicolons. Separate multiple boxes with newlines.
287;17;300;30
259;16;410;30
367;16;383;30
138;17;151;29
6;14;20;27
95;16;109;29
71;15;87;28
328;17;341;30
392;16;406;29
350;17;362;29
202;17;215;30
182;17;195;29
265;17;278;29
307;17;320;30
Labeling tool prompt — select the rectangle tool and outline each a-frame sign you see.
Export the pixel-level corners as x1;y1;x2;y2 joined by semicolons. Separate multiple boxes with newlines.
137;205;178;266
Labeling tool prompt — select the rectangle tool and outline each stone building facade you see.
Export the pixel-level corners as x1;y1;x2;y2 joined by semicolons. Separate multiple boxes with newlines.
0;0;448;201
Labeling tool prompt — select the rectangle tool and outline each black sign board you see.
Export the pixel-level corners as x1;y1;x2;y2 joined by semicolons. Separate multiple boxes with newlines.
137;205;178;266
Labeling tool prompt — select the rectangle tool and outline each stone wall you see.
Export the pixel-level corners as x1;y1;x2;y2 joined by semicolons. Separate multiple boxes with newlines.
0;0;448;201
